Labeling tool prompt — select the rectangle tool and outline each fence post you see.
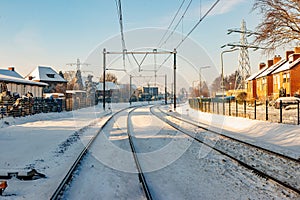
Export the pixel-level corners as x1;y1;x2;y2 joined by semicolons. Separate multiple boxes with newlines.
223;101;225;115
1;105;3;119
229;100;231;116
217;102;219;114
279;100;283;123
297;101;300;125
244;100;246;118
266;100;268;121
236;100;238;117
254;100;257;119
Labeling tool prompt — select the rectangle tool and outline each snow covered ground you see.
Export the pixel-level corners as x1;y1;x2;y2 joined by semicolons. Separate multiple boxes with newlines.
65;106;298;199
0;101;299;199
174;102;300;160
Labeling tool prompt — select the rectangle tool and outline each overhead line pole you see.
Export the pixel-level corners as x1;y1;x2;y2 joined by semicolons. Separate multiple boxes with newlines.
103;49;177;109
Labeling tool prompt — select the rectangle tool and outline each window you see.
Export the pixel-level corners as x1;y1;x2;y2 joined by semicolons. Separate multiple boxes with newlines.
283;72;290;83
46;74;55;78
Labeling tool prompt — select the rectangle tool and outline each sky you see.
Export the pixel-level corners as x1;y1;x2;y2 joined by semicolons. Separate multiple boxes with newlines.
0;0;282;89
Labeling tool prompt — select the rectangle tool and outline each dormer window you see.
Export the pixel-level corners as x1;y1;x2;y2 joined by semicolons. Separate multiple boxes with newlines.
46;74;55;78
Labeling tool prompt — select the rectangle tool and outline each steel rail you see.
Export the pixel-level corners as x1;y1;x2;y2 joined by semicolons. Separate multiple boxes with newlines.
150;106;300;195
127;107;153;200
50;107;135;200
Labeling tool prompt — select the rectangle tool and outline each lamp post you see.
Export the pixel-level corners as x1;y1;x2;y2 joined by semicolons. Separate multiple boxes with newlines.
221;48;238;99
199;66;210;97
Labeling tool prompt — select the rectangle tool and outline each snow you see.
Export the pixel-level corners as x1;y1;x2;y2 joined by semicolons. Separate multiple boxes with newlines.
96;82;119;90
0;101;299;199
0;69;23;79
0;74;47;86
176;102;300;159
26;66;67;83
257;59;286;78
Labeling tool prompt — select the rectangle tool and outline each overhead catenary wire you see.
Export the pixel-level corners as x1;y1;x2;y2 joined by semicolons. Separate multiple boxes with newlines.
157;0;187;47
159;0;193;48
157;0;221;71
114;0;127;70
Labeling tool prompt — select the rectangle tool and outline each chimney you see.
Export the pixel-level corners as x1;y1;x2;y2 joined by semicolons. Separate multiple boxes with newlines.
259;62;266;70
8;67;15;71
292;53;300;62
294;47;300;53
267;60;273;68
286;50;294;60
273;55;281;64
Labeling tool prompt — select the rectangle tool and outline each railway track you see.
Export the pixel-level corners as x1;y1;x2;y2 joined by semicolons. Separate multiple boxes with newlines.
127;107;153;200
150;106;300;195
50;104;299;199
50;107;135;199
50;106;153;200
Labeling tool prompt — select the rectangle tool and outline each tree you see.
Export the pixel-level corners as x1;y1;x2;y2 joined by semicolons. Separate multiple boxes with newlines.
99;73;118;83
73;70;84;90
252;0;300;52
85;74;96;105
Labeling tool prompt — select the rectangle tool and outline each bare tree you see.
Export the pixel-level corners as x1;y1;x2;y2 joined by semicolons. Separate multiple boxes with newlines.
253;0;300;53
99;73;118;83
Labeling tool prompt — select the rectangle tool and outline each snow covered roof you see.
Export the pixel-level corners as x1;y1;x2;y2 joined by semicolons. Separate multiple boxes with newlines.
27;66;67;83
96;82;119;90
0;68;23;79
0;74;48;86
272;57;300;74
66;90;86;94
256;59;287;79
246;66;268;81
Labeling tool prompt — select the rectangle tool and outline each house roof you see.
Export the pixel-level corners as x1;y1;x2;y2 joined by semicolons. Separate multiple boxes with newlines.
26;66;67;83
256;59;287;79
0;68;23;79
0;74;48;86
246;66;268;81
96;82;119;90
272;57;300;74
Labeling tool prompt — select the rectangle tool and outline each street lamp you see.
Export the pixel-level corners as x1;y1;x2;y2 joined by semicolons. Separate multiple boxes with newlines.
221;48;238;99
199;66;210;97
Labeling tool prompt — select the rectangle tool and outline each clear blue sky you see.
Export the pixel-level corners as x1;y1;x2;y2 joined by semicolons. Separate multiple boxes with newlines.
0;0;275;86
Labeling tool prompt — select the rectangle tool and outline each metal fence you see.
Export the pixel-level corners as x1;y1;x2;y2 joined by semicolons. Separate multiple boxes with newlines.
189;98;300;125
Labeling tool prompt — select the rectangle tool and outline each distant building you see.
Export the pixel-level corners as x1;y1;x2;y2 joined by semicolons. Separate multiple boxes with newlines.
0;67;47;97
26;66;67;93
96;82;119;103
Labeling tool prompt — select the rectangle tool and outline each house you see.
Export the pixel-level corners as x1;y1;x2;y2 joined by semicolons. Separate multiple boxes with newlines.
255;55;285;100
26;66;67;93
0;67;47;97
96;82;119;102
271;47;300;98
246;63;268;100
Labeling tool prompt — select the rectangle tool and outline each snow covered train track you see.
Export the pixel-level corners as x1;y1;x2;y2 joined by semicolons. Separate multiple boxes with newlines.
127;107;153;200
150;106;300;195
50;107;136;200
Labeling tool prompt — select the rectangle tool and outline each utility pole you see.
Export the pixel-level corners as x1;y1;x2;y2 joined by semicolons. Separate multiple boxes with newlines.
165;74;167;105
67;58;90;71
222;19;263;91
103;48;106;110
173;49;177;110
199;66;210;97
129;75;132;105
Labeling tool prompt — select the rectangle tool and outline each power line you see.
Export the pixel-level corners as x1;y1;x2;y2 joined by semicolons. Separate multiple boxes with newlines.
114;0;126;69
157;0;187;47
159;0;193;48
157;0;221;71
